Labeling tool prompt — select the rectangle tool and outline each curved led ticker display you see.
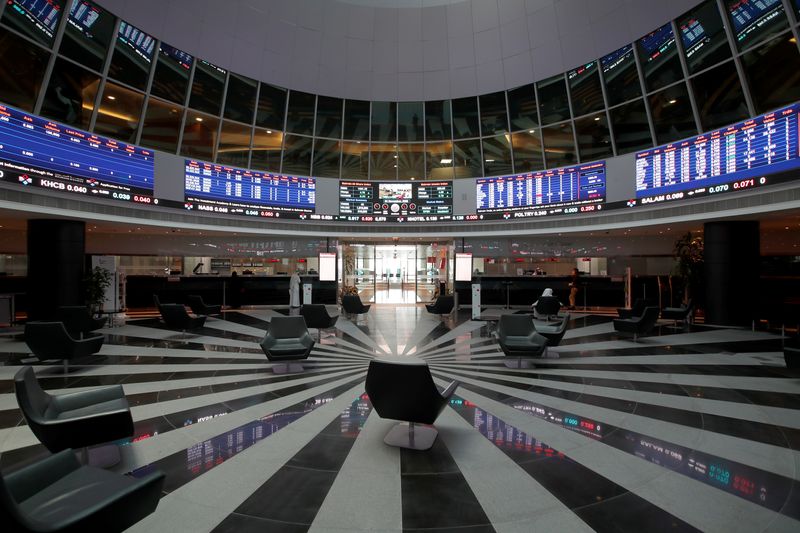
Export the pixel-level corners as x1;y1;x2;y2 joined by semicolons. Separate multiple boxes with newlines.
632;102;800;206
0;104;155;204
338;180;453;222
476;162;606;220
184;160;315;219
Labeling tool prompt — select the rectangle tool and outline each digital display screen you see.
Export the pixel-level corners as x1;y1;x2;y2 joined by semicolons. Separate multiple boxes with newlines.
639;23;675;60
6;0;61;38
339;181;453;219
68;0;100;35
476;162;606;219
185;160;315;218
117;21;155;62
319;252;336;281
601;44;633;74
455;253;473;282
159;42;193;70
728;0;783;41
632;102;800;206
0;104;155;203
680;17;707;57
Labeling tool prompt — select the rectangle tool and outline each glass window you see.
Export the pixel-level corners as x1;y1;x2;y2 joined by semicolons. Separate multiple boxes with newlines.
150;43;192;105
568;62;604;117
453;139;482;178
398;144;425;180
425;100;451;140
398;101;423;142
1;0;64;46
648;82;697;144
507;83;538;131
59;0;114;72
482;135;512;176
479;92;508;135
223;74;257;124
216;120;251;167
637;24;683;92
312;138;340;177
609;99;652;155
452;97;480;138
107;21;155;91
281;134;312;175
341;140;368;179
741;34;800;113
189;60;226;115
369;143;397;180
536;74;570;124
139;98;183;153
691;60;749;131
677;0;732;75
542;122;576;168
250;128;282;172
725;0;788;51
510;130;544;172
601;45;642;107
180;111;219;161
315;96;343;138
93;82;143;143
794;0;800;16
0;27;49;111
41;57;99;129
425;141;454;180
343;99;370;140
285;90;315;135
574;112;613;162
256;83;286;130
371;101;397;142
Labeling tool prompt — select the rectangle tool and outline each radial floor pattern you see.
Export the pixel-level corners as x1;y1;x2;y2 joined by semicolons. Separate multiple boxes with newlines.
0;306;798;532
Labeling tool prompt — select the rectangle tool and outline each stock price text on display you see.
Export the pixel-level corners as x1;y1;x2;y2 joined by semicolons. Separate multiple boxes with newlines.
632;102;800;207
475;161;606;220
0;104;155;204
184;160;316;219
338;180;453;220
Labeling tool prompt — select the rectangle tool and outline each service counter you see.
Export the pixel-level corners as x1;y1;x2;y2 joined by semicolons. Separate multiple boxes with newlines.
455;275;626;308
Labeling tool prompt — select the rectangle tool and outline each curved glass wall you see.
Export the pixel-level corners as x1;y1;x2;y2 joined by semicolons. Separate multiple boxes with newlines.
0;0;798;181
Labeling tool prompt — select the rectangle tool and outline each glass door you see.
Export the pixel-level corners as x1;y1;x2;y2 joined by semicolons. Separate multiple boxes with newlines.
342;243;375;303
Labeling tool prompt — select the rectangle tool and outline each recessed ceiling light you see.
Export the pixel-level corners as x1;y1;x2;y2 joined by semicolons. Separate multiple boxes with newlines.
195;117;203;122
267;130;272;134
107;95;116;100
594;117;600;121
668;99;677;104
440;158;452;164
529;130;535;134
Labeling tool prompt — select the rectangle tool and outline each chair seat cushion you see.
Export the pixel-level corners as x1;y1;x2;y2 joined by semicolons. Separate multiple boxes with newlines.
501;335;541;351
268;339;310;355
51;397;129;420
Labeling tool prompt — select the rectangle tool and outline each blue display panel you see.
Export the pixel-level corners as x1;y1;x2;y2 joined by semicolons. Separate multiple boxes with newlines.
728;0;784;42
476;162;606;219
68;0;100;34
638;23;675;61
600;44;633;73
339;181;453;219
680;16;707;57
159;42;193;70
5;0;61;39
632;102;800;206
117;20;154;62
184;160;315;218
0;104;155;203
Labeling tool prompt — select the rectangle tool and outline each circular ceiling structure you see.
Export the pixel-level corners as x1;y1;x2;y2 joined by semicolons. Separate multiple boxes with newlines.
98;0;700;101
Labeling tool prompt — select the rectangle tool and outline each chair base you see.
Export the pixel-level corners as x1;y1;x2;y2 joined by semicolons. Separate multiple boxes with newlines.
504;358;536;369
384;422;438;450
80;444;121;468
271;362;305;374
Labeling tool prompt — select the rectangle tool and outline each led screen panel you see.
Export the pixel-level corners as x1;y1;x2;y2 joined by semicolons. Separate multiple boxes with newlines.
476;161;606;219
455;253;473;282
632;102;800;206
0;104;155;203
339;181;453;219
184;160;316;218
4;0;62;42
117;20;155;62
319;252;336;281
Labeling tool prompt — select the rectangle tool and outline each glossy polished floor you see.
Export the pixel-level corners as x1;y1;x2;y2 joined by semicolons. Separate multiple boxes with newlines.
0;306;798;532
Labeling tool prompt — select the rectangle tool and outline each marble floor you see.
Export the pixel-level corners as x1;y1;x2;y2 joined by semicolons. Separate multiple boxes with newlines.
0;306;798;532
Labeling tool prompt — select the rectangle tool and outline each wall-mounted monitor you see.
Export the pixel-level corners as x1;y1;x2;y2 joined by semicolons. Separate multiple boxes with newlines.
455;253;473;282
184;160;315;218
117;20;155;62
338;180;453;221
0;104;155;204
728;0;784;45
476;161;606;220
319;252;336;281
631;102;800;207
2;0;62;43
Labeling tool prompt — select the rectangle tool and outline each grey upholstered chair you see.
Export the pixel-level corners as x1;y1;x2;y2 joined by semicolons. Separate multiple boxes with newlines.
0;449;164;532
425;295;454;319
57;306;107;338
535;312;571;347
341;295;370;321
187;295;222;316
495;314;549;367
785;335;799;369
157;303;207;331
661;299;694;328
365;357;459;450
613;306;661;341
617;299;650;319
300;304;338;340
14;366;134;466
260;316;315;373
24;322;104;372
533;296;562;321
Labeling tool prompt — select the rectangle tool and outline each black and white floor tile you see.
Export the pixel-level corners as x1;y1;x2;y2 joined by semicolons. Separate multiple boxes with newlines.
0;307;798;532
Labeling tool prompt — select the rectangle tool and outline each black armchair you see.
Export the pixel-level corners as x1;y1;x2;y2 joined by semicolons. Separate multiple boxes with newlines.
57;306;107;338
1;449;164;533
342;294;371;321
533;296;562;321
300;304;338;340
495;315;549;367
187;295;222;316
613;306;661;341
535;312;570;347
260;316;315;373
365;357;459;450
785;335;799;369
14;366;134;465
617;299;650;319
157;303;207;331
661;299;694;328
24;322;104;372
425;295;454;318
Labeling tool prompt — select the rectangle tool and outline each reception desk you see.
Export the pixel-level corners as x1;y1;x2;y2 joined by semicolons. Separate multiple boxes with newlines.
455;275;626;308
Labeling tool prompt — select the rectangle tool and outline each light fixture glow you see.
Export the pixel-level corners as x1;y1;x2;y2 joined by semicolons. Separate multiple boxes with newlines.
195;117;204;122
440;158;452;164
107;95;116;100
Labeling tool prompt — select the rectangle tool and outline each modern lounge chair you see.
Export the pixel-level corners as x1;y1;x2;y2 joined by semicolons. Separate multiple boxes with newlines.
259;316;315;373
157;303;206;331
661;299;694;328
495;314;549;368
186;295;222;316
535;312;571;347
533;296;562;321
24;322;104;372
300;304;338;341
785;335;799;369
365;357;459;450
425;295;454;319
342;294;371;322
617;299;649;319
613;306;661;341
57;306;107;338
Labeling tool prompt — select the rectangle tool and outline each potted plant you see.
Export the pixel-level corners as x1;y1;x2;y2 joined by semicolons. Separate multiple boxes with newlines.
672;231;704;306
84;266;113;314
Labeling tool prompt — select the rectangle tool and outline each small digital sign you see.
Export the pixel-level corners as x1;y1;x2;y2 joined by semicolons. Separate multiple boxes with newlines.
476;162;606;220
159;42;193;70
339;180;453;219
185;160;315;219
68;0;100;35
117;21;155;62
632;102;800;206
5;0;61;40
0;104;155;204
601;44;633;74
638;24;675;61
728;0;784;43
680;17;707;58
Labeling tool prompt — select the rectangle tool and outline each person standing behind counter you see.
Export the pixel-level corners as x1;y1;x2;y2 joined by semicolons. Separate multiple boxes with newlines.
568;268;579;310
289;271;301;308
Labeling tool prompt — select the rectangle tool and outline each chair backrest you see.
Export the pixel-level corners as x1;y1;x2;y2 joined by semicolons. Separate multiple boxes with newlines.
14;366;51;424
186;295;204;314
535;296;561;316
24;322;73;358
497;315;535;337
158;304;192;326
268;316;310;339
640;306;661;332
57;306;91;334
342;295;364;313
0;471;27;531
434;295;454;313
153;294;161;307
365;358;445;425
300;305;330;327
